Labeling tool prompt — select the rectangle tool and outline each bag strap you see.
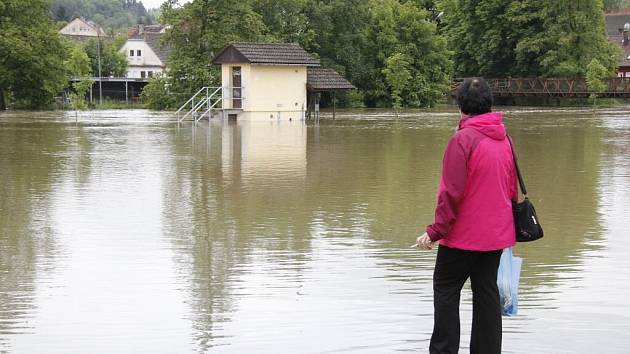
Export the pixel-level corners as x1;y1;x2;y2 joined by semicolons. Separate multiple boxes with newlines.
506;135;527;196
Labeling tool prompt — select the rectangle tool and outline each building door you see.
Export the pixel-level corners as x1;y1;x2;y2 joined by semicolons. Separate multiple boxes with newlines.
232;66;242;109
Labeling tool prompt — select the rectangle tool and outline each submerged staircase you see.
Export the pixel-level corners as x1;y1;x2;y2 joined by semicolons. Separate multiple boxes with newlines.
175;86;223;123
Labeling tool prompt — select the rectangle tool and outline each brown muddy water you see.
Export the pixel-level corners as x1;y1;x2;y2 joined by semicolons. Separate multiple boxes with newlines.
1;108;629;353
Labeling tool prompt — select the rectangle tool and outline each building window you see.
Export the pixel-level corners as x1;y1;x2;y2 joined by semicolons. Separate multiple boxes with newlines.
130;50;134;57
148;71;153;78
137;50;141;57
141;71;146;78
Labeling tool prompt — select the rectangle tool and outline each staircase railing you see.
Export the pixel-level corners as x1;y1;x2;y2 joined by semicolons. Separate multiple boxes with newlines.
176;86;223;123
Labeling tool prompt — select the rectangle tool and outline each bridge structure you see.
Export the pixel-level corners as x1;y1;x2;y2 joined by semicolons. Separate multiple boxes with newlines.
451;77;630;99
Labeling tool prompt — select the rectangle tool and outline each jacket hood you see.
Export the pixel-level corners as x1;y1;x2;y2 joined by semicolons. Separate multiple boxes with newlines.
458;112;506;140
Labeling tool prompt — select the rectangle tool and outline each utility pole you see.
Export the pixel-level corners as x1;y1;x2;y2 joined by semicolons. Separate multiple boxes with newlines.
97;29;103;105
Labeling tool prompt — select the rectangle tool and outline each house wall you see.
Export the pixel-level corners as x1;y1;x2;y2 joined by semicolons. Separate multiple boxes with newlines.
60;19;100;37
120;39;164;78
221;64;307;119
127;66;164;79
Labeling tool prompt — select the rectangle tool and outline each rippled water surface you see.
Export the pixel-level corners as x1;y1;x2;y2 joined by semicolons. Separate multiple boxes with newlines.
1;108;629;353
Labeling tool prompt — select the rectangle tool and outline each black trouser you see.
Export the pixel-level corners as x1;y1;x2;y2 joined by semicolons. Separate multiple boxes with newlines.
429;245;503;354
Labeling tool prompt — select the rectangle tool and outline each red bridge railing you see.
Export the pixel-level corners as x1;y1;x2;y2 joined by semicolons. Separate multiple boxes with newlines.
451;77;630;98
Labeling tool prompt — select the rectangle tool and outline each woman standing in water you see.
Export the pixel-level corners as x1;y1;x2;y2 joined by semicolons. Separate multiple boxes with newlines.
416;77;517;354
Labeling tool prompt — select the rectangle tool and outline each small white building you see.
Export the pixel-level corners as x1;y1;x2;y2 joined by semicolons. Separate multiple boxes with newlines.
59;17;107;38
119;26;169;79
211;43;353;121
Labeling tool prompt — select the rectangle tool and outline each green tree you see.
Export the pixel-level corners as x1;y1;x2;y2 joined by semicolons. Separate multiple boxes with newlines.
141;75;175;110
438;0;619;78
66;46;92;79
303;0;372;105
437;0;545;77
604;0;630;11
253;0;316;49
586;58;609;104
365;0;452;107
382;53;412;110
537;0;619;77
65;46;93;110
0;0;69;109
84;38;128;77
50;0;153;31
298;0;451;108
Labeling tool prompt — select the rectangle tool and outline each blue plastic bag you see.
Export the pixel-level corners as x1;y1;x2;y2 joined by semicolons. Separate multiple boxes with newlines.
497;247;522;316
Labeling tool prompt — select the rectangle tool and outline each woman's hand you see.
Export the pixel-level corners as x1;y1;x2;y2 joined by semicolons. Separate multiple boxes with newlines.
416;232;436;250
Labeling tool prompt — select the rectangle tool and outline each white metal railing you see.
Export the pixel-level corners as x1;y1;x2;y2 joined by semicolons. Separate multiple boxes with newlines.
176;86;245;123
176;86;223;123
176;86;209;122
221;86;244;111
194;86;223;122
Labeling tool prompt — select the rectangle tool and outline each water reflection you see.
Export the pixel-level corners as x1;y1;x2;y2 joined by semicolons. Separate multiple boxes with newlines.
504;111;605;301
1;109;629;353
162;120;314;351
2;113;193;353
0;117;67;352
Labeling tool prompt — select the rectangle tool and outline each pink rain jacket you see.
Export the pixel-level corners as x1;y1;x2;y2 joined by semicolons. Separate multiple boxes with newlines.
426;112;517;251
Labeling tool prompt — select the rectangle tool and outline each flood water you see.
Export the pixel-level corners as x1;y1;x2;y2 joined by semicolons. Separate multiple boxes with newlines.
1;107;629;353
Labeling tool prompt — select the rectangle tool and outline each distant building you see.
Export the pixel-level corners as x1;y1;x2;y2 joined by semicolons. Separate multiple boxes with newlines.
119;25;170;79
606;12;630;77
59;17;107;40
211;42;353;121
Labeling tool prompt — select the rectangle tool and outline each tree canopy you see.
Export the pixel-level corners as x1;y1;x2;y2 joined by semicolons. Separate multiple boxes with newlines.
143;0;452;109
51;0;157;33
84;38;128;78
0;0;69;109
437;0;620;78
604;0;630;11
145;0;619;110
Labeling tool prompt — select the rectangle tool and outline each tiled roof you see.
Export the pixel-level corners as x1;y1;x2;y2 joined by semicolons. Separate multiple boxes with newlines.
127;32;171;64
59;17;107;37
307;67;355;91
144;33;170;64
213;42;320;66
144;25;166;33
606;13;630;35
85;20;106;35
127;25;166;38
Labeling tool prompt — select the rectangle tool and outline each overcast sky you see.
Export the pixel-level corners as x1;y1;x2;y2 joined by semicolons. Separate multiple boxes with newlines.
142;0;191;10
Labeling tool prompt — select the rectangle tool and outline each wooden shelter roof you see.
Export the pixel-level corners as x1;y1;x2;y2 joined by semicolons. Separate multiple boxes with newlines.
307;67;355;91
212;42;320;66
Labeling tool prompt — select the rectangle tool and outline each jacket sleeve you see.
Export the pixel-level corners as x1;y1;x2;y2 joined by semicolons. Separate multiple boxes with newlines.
426;135;468;241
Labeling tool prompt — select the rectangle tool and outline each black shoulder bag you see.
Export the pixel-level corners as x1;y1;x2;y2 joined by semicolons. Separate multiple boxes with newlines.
507;136;544;242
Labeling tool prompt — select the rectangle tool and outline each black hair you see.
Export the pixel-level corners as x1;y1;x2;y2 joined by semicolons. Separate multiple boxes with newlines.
456;77;493;116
